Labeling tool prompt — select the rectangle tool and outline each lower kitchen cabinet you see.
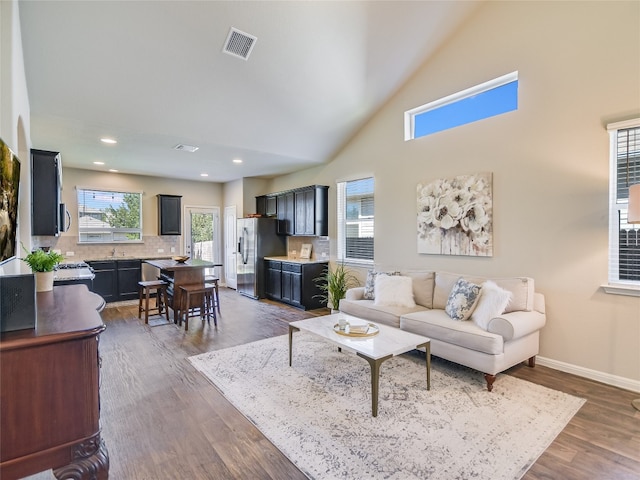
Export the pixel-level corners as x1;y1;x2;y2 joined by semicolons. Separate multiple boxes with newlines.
265;260;327;310
87;259;142;302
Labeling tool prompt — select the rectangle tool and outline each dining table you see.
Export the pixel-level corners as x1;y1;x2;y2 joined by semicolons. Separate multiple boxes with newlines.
143;258;222;323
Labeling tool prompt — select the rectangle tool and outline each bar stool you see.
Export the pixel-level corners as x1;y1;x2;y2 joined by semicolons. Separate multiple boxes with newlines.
138;280;170;324
204;275;221;312
178;283;217;331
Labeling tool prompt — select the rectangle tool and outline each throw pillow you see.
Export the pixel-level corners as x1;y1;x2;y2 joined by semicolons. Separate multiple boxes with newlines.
363;270;399;300
445;278;481;321
374;275;416;308
471;280;512;330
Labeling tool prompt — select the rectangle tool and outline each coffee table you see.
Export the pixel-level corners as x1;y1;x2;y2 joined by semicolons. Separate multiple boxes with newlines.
289;313;431;417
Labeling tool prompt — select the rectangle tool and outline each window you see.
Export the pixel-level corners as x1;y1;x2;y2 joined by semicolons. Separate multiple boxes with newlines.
405;72;518;141
77;188;143;243
607;119;640;287
337;178;374;264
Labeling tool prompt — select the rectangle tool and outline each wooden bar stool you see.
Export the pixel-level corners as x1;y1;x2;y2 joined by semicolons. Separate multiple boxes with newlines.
204;275;221;312
178;283;217;331
138;280;170;324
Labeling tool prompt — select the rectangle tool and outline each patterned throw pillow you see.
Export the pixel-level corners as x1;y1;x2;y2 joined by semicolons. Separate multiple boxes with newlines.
445;278;481;321
363;270;399;300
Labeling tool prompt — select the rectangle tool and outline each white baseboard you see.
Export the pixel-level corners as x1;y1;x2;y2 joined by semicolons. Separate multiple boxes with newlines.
537;356;640;394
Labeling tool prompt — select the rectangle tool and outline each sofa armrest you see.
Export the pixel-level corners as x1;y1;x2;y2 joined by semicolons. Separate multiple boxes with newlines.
487;310;546;342
345;287;365;301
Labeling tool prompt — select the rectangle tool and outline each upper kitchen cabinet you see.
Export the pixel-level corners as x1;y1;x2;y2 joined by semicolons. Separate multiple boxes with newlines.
31;149;63;236
256;185;328;236
294;185;328;236
157;194;182;235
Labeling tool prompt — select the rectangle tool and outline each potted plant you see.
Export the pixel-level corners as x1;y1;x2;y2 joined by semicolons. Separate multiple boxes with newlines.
21;246;64;292
314;262;359;312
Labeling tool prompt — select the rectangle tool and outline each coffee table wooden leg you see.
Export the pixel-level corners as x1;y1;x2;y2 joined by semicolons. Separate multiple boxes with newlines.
357;353;392;417
288;325;299;367
418;341;431;390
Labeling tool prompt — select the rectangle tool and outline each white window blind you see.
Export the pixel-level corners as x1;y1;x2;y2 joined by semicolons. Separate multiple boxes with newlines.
337;178;374;264
77;187;143;243
608;119;640;284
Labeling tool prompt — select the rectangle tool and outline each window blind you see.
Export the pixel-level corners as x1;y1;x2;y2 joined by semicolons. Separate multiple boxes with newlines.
608;120;640;284
77;188;143;243
337;178;374;263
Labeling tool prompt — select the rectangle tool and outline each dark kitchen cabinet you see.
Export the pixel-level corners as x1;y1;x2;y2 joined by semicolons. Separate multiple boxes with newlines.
277;192;295;235
116;259;142;301
31;149;62;236
87;260;117;303
264;260;327;310
87;259;141;302
256;195;277;217
158;194;182;235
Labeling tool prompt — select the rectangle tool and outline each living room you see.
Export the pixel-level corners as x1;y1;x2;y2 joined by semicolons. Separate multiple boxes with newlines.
1;1;639;479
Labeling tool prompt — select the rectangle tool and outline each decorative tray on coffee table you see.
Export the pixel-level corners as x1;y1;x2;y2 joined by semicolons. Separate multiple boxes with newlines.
333;323;379;337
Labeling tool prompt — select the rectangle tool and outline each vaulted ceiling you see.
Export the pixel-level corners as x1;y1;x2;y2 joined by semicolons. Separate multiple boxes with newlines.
19;1;481;182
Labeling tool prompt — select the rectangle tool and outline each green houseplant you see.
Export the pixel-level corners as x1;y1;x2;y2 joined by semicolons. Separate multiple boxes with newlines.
21;245;64;292
314;262;359;311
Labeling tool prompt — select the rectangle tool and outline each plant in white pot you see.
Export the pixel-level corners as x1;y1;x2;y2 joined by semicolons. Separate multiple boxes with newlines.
314;262;359;312
21;246;64;292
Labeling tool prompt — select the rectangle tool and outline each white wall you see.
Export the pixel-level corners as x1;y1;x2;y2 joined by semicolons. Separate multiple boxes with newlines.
268;1;640;388
0;0;32;275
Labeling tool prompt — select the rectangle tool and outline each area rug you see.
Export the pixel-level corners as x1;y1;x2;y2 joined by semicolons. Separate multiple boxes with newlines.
188;333;585;480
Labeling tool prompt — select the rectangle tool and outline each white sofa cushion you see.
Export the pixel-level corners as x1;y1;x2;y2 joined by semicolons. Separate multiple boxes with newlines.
445;278;481;321
400;309;504;355
471;280;512;330
402;271;435;308
338;298;428;328
363;270;400;300
374;275;416;308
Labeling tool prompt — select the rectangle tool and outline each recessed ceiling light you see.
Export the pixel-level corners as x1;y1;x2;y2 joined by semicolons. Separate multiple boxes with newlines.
101;138;117;144
108;169;119;173
93;161;105;165
200;173;209;177
233;159;243;164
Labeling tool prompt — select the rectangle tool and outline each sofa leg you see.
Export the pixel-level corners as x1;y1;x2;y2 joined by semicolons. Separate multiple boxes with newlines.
484;373;496;392
528;356;536;368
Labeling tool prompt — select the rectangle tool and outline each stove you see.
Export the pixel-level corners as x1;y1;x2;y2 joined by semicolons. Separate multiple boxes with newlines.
54;261;95;289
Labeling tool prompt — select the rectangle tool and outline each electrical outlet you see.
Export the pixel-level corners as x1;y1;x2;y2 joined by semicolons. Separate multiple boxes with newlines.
170;247;176;253
65;251;75;256
158;248;164;253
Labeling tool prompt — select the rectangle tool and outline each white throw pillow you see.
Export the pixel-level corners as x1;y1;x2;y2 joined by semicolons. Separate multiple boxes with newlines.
445;278;481;321
471;280;513;330
374;275;416;308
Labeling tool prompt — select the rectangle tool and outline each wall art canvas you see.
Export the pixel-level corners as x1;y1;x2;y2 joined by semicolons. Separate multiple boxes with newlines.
1;138;21;264
417;172;493;256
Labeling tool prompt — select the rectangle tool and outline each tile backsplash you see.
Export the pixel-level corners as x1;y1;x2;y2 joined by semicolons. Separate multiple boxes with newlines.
33;235;181;260
32;234;330;262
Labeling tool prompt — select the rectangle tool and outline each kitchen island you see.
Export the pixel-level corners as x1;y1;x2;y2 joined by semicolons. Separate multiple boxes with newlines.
144;258;219;321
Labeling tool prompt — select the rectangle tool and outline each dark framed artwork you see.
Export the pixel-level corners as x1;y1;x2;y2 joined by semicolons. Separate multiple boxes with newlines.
1;138;21;264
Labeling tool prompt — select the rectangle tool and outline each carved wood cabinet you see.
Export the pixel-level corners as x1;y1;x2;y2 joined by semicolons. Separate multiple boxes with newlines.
0;285;108;480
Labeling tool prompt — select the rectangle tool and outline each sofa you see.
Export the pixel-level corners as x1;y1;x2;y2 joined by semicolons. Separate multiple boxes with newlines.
338;270;546;391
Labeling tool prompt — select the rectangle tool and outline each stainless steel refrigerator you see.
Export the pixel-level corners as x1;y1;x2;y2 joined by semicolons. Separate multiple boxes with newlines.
237;217;286;299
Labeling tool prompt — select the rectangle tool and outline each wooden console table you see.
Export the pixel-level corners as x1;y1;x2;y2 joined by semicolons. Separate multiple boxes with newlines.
0;284;108;480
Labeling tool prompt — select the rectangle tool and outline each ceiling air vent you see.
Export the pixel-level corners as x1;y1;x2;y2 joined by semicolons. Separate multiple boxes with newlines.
173;144;199;153
223;27;257;60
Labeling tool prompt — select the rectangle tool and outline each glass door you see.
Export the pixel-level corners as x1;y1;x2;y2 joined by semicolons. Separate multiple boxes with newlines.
184;206;220;277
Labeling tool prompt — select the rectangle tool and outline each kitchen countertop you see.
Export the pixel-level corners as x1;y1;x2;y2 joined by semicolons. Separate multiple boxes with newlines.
264;256;329;265
80;255;174;262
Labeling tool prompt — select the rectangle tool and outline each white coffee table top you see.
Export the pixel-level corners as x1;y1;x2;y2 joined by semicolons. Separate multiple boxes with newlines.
290;313;430;360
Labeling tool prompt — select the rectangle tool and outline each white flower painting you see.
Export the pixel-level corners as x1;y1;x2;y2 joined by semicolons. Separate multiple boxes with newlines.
417;172;493;256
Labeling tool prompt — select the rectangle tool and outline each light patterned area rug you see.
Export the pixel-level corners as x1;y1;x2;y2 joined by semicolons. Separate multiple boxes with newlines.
189;332;585;480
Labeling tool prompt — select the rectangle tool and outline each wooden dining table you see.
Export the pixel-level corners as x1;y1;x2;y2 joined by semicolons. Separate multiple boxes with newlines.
143;258;221;322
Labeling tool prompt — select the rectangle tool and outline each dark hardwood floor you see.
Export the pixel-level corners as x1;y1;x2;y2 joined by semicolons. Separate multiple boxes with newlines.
37;287;640;479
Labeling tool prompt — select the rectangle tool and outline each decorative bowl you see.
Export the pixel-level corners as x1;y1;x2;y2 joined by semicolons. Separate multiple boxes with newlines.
172;256;190;263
